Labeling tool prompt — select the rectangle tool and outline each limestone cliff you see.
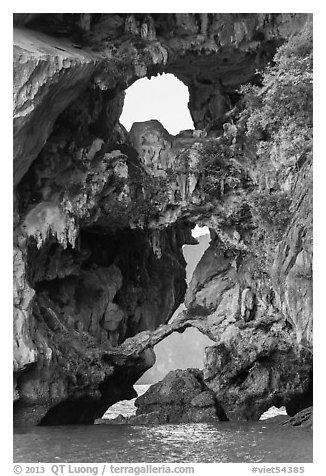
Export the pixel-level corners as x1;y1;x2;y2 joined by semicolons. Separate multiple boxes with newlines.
13;13;312;425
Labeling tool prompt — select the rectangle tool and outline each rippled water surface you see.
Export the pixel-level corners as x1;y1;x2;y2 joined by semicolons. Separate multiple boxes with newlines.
14;386;312;463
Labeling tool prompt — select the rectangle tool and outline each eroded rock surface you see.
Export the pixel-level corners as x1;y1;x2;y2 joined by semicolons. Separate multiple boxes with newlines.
282;407;313;429
13;28;102;185
13;13;312;425
183;224;312;420
182;159;313;420
134;368;226;423
96;369;225;425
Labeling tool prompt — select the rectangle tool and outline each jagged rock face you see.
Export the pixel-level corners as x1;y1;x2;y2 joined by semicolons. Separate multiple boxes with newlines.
133;368;225;424
14;226;187;425
131;369;225;424
14;13;308;183
184;161;313;420
13;13;312;425
282;406;313;429
13;28;102;185
271;161;313;347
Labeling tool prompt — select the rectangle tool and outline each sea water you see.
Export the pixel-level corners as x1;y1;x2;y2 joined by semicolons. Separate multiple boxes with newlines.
13;385;312;463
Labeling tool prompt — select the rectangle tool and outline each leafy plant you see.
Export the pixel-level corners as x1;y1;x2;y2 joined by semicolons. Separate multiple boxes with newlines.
249;190;292;240
241;19;313;170
193;139;246;199
235;20;313;273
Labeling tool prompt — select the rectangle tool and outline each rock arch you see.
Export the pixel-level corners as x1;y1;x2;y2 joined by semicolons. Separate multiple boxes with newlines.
13;13;312;425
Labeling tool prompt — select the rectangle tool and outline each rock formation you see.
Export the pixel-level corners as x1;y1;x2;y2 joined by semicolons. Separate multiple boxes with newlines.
134;368;227;423
13;13;312;425
95;369;226;424
282;406;313;429
183;231;312;421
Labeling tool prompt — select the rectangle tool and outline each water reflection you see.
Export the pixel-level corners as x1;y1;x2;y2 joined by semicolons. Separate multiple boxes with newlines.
14;386;311;464
14;419;312;463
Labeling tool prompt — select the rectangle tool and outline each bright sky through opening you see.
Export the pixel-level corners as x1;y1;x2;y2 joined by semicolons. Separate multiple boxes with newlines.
120;73;194;135
192;225;210;238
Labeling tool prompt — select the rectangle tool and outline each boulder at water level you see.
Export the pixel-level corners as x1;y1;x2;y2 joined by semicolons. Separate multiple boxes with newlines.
95;368;227;425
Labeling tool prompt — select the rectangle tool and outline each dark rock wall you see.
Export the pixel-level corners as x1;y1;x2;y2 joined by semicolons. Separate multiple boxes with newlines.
13;13;312;425
14;224;188;425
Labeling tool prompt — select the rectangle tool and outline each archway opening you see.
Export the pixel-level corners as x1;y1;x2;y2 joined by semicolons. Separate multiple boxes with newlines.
120;73;194;135
260;407;287;420
102;224;214;420
137;327;214;385
166;225;211;325
192;225;210;238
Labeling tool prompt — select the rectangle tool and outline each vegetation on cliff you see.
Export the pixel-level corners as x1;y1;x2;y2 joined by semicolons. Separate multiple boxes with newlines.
243;20;312;234
243;21;312;168
193;21;312;270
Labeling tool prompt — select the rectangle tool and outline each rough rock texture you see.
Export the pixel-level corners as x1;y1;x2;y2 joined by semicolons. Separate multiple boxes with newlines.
134;368;226;423
95;369;225;425
282;406;313;429
183;226;312;420
181;161;313;420
13;28;102;185
14;226;189;425
13;13;312;425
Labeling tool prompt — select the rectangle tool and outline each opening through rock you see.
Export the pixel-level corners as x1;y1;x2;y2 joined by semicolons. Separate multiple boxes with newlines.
102;225;214;420
260;407;287;420
139;224;212;384
120;73;194;134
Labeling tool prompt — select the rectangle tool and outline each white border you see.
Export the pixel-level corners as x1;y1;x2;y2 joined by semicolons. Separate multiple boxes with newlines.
3;3;323;473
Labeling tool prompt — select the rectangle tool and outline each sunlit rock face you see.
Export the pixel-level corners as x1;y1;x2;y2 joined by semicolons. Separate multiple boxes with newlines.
184;159;313;420
13;13;312;425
